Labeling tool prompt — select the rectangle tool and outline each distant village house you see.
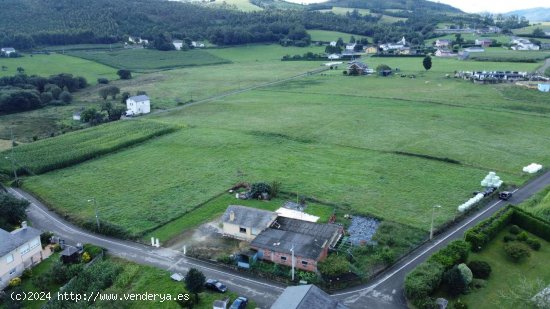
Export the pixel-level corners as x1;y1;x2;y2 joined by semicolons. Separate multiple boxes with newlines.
172;40;184;51
1;48;16;56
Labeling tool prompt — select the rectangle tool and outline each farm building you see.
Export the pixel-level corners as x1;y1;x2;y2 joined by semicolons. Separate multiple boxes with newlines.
271;285;348;309
221;205;278;241
347;61;370;75
435;49;457;57
435;39;451;48
126;95;151;115
327;54;341;60
364;46;378;54
539;84;550;92
1;48;16;56
172;40;184;50
510;38;540;51
463;47;484;53
0;222;48;289
72;112;81;121
250;217;343;272
475;39;493;47
345;43;356;51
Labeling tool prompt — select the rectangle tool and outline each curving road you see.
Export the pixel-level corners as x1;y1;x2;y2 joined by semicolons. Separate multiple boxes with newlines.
5;169;550;308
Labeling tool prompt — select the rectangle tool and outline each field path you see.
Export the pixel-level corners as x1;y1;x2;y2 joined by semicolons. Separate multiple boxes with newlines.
536;57;550;74
4;170;550;308
150;67;329;115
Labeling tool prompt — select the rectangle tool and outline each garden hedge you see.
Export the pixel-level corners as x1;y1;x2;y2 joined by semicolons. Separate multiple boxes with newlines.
464;207;514;252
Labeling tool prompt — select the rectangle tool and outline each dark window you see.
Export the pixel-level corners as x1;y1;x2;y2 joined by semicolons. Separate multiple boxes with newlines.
281;256;287;261
239;227;246;233
301;260;308;266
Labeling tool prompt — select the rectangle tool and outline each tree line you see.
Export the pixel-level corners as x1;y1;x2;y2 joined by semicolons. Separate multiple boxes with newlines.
0;0;491;49
0;73;87;113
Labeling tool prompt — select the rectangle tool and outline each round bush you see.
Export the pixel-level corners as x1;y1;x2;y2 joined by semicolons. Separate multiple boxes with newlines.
526;238;541;251
467;260;492;279
517;231;528;241
504;242;530;262
509;225;521;235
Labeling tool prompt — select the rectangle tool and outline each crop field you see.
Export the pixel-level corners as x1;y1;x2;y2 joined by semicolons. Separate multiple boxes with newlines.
18;44;550;242
0;120;178;175
468;48;550;62
0;53;117;83
67;48;231;72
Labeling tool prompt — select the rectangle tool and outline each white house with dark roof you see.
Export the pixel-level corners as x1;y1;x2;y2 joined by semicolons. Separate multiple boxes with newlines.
222;205;278;241
1;48;16;56
126;95;150;115
0;222;47;289
172;40;184;50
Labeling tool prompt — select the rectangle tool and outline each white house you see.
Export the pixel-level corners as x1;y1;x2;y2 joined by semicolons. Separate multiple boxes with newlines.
329;41;337;47
126;95;151;116
435;39;451;48
435;49;457;57
1;222;49;289
172;40;184;51
345;43;356;51
191;41;205;48
1;48;16;56
327;54;341;60
128;36;148;45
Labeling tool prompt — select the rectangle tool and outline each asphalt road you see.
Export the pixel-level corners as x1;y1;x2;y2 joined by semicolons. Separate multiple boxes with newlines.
5;170;550;308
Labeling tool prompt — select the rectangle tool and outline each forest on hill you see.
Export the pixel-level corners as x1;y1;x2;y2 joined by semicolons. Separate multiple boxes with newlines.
0;0;489;49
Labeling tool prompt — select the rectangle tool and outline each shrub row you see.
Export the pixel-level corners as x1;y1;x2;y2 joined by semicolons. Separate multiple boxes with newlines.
404;240;470;308
464;207;514;252
510;206;550;241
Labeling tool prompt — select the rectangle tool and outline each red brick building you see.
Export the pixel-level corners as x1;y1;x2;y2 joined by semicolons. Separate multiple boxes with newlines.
250;217;343;272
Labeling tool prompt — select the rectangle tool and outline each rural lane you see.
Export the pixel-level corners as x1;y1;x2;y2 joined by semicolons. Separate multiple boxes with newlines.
4;170;550;308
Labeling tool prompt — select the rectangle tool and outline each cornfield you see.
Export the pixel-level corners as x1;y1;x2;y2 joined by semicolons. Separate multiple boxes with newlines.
0;120;178;175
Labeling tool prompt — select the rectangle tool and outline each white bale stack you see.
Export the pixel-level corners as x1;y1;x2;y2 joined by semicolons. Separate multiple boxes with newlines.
458;193;484;212
481;171;503;188
523;163;542;174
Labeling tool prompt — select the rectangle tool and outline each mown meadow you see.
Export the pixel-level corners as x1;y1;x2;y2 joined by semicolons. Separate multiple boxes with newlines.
10;42;550;243
67;48;231;73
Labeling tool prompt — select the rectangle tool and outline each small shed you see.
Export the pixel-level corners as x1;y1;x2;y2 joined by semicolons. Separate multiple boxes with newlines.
538;84;550;92
60;246;81;264
72;112;81;121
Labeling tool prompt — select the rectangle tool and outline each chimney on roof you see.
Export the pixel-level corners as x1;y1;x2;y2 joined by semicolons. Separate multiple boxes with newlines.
21;221;27;229
229;210;235;222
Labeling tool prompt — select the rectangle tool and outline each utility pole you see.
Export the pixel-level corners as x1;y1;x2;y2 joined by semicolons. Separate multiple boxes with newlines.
8;127;18;183
291;244;295;281
430;205;441;240
88;198;100;232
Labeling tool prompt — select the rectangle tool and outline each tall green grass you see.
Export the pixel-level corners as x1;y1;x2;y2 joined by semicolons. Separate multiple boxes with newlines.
0;120;179;175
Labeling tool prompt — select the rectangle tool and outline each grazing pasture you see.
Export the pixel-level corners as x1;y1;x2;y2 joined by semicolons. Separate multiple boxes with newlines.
16;44;550;242
0;53;117;83
67;49;230;72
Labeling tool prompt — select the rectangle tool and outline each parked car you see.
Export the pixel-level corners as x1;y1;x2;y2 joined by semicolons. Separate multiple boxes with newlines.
205;279;227;293
229;296;248;309
499;191;513;200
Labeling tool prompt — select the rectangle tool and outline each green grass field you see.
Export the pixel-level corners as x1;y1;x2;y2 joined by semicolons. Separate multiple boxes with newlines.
513;22;550;35
78;44;326;109
39;43;125;52
210;0;262;11
457;229;550;308
426;34;512;45
520;186;550;223
0;120;178;175
67;49;231;73
0;53;117;83
16;44;550;242
307;29;371;42
468;48;550;62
